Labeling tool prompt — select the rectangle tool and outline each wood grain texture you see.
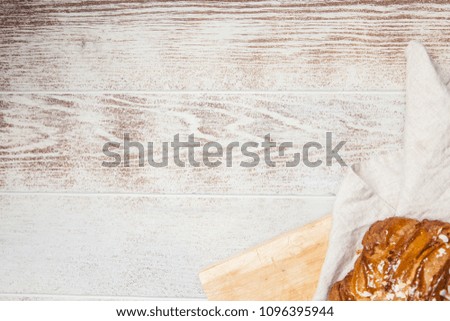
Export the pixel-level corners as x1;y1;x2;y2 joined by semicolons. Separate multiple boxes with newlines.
0;294;200;301
0;92;404;194
1;0;450;91
1;0;442;301
200;215;332;300
0;194;334;298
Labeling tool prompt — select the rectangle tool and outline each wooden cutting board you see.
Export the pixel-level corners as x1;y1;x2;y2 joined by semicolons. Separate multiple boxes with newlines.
199;215;332;300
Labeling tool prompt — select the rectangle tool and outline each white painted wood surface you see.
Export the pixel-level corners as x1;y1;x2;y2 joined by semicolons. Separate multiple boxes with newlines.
1;1;450;91
0;194;334;298
1;0;449;300
0;93;403;194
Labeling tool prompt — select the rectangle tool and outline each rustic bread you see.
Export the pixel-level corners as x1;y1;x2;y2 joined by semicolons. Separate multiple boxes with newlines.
328;217;450;301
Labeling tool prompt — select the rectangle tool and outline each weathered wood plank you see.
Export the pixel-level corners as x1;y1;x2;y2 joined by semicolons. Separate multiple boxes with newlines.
0;93;404;194
0;294;188;301
0;194;334;298
1;0;450;91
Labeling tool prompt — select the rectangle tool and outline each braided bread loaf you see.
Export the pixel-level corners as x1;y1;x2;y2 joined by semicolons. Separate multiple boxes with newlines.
328;217;450;301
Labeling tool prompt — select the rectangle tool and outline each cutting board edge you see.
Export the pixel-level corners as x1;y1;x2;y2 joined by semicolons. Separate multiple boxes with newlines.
199;214;333;300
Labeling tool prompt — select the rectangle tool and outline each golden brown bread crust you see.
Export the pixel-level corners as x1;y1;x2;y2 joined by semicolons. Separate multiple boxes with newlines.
328;217;450;301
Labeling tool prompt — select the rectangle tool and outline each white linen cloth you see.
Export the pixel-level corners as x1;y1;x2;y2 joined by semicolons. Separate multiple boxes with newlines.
314;41;450;300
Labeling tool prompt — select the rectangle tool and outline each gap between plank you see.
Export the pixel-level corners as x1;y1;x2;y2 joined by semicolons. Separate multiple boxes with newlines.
0;90;405;95
0;293;205;301
0;191;336;198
